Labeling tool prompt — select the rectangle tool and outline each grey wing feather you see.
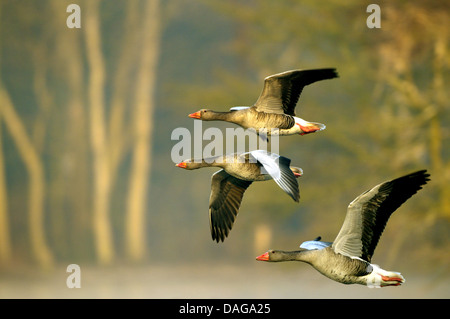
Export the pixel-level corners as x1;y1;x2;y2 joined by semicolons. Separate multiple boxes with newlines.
275;156;300;202
332;170;430;261
209;170;252;242
249;150;300;202
253;68;339;116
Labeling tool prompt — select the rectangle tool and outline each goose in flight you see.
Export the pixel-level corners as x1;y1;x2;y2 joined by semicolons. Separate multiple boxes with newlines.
256;170;430;287
189;68;338;136
176;150;302;242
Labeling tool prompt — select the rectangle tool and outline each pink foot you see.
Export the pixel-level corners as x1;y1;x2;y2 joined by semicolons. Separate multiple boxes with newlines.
297;123;319;135
380;275;404;282
379;274;404;287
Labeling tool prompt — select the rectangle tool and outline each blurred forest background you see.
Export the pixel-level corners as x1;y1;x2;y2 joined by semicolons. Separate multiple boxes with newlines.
0;0;449;298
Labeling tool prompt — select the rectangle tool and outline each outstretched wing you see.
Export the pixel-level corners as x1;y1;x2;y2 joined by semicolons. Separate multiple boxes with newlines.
209;170;252;242
332;170;430;262
253;68;339;116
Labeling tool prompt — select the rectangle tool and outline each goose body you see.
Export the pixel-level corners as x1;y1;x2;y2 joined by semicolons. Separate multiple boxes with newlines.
256;170;430;287
176;150;302;242
189;68;338;136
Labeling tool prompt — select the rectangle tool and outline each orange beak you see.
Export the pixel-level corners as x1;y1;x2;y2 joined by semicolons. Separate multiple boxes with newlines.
256;252;269;261
188;111;201;119
176;162;187;169
294;172;302;178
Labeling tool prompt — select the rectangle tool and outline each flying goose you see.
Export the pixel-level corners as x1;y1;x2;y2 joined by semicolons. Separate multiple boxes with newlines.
176;150;302;242
256;170;430;287
189;68;338;136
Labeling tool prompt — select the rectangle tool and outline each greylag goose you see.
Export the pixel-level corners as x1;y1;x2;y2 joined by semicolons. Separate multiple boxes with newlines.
256;170;430;287
176;150;302;242
189;68;338;136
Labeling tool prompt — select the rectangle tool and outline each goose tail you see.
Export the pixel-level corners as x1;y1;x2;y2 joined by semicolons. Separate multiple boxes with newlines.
366;264;405;288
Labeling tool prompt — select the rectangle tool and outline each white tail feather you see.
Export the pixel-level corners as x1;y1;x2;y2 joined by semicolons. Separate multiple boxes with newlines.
366;264;405;288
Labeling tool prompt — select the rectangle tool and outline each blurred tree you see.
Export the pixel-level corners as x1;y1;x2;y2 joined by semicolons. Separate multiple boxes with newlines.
0;1;56;268
376;3;450;219
369;2;450;263
125;0;162;262
0;117;11;266
84;0;115;265
0;2;12;267
0;85;54;268
48;0;91;261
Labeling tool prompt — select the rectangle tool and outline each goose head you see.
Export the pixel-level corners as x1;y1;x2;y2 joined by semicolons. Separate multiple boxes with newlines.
176;159;204;170
188;109;216;120
256;250;274;262
256;249;308;262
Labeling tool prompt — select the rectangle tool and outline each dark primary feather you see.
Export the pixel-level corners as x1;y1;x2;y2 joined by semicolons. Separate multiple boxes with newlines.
332;170;430;261
253;68;339;116
209;170;252;242
360;170;430;261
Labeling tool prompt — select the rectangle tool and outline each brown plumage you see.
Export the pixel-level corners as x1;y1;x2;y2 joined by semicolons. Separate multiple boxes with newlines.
189;68;338;135
176;151;302;242
256;170;430;287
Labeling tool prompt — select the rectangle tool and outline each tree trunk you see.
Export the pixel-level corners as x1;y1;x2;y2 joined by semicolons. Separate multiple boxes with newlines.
50;0;91;260
430;34;450;220
0;118;12;266
109;0;139;185
125;0;162;262
84;0;114;265
0;1;12;266
0;85;53;269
